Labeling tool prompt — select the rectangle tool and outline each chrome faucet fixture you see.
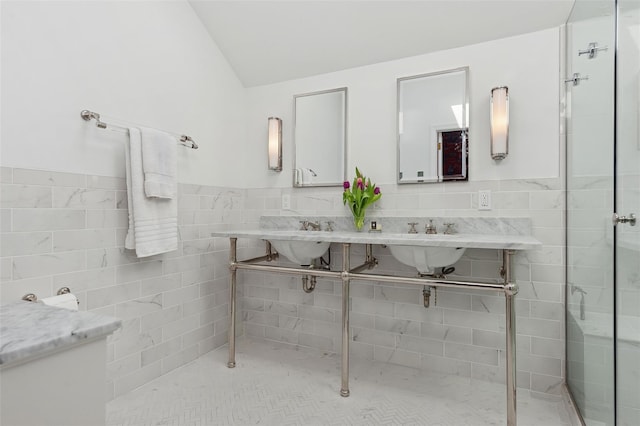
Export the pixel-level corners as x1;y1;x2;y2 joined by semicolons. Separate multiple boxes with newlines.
425;220;437;234
571;285;587;320
443;222;456;234
299;220;322;231
407;222;418;234
307;221;321;231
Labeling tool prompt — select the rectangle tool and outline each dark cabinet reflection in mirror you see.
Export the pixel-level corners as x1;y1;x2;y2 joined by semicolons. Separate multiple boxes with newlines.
399;129;468;182
441;129;468;181
397;67;469;184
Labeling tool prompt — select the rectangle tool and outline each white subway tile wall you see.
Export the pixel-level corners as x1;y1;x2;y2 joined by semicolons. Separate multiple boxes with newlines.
1;167;566;399
0;167;242;400
242;178;566;397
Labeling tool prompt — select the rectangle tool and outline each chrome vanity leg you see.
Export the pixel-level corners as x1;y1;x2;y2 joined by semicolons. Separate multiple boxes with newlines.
503;249;517;426
340;243;351;397
227;237;237;368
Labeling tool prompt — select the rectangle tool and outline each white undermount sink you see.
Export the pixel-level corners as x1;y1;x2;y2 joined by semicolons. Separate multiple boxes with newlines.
388;245;466;274
269;240;330;265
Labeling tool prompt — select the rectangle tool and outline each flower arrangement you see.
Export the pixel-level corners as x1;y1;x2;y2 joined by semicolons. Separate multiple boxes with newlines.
342;167;382;230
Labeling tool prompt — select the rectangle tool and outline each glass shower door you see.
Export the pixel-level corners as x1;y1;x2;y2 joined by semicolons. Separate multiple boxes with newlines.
565;1;616;425
615;1;640;425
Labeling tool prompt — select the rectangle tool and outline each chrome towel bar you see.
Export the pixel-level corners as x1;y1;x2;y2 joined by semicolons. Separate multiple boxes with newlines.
80;109;199;149
22;287;74;303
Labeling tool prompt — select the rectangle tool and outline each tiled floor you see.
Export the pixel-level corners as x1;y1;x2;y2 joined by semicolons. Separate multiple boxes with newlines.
107;338;574;425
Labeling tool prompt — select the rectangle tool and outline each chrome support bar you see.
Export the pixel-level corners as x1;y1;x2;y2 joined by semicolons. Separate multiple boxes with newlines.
503;250;518;426
241;252;278;264
348;244;377;274
233;263;341;280
340;243;351;397
227;238;237;368
232;261;505;293
347;271;506;292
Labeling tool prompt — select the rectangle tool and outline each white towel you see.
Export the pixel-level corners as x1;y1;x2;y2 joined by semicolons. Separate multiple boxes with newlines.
140;127;177;199
125;128;178;257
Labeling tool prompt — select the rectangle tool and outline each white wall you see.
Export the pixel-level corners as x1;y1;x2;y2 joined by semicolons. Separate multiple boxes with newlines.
1;2;561;189
245;28;561;188
567;16;615;178
618;7;640;176
1;0;246;187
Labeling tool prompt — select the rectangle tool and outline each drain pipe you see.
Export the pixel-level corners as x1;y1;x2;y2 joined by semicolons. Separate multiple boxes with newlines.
302;275;317;293
302;260;325;293
422;286;436;308
420;266;454;308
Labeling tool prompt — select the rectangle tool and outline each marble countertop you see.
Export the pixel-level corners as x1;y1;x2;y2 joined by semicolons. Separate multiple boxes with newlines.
0;301;121;366
211;229;541;250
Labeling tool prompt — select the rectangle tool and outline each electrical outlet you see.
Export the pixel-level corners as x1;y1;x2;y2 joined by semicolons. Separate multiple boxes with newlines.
478;190;492;211
281;194;291;210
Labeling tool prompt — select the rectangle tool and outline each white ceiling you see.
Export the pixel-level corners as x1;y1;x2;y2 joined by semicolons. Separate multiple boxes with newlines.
188;0;575;87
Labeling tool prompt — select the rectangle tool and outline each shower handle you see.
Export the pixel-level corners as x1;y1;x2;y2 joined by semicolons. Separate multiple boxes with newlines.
612;213;636;226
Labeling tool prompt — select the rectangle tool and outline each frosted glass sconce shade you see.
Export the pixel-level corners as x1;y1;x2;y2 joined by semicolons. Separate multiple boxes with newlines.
490;86;509;160
268;117;282;171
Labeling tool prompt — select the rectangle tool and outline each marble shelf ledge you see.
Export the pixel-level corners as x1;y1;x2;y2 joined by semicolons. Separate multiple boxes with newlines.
569;310;640;343
211;229;541;251
0;301;121;367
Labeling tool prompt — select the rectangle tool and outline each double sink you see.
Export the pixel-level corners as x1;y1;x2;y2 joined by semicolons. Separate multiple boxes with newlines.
216;216;541;273
269;239;332;265
269;235;465;274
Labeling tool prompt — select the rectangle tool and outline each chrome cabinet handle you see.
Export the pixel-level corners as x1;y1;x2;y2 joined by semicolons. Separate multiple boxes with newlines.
613;213;636;226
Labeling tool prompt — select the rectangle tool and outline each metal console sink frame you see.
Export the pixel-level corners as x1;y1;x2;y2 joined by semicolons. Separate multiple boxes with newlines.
212;223;541;426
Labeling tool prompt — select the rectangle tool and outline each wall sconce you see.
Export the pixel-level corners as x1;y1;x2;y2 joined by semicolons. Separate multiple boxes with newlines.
490;86;509;160
268;117;282;171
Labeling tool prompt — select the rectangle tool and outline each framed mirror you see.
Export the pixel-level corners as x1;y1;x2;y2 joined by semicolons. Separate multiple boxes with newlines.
293;87;347;187
397;67;469;184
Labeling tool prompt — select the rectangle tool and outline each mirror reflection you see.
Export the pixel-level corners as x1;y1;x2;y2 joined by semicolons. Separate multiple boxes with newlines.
397;67;469;184
293;87;347;187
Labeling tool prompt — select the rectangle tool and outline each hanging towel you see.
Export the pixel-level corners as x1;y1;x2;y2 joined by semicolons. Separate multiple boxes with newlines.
125;128;178;257
140;127;177;199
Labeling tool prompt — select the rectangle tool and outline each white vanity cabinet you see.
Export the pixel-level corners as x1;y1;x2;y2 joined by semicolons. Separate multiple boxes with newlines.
0;301;121;426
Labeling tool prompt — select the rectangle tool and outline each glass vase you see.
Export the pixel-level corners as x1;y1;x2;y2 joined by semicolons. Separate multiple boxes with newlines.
353;212;366;231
